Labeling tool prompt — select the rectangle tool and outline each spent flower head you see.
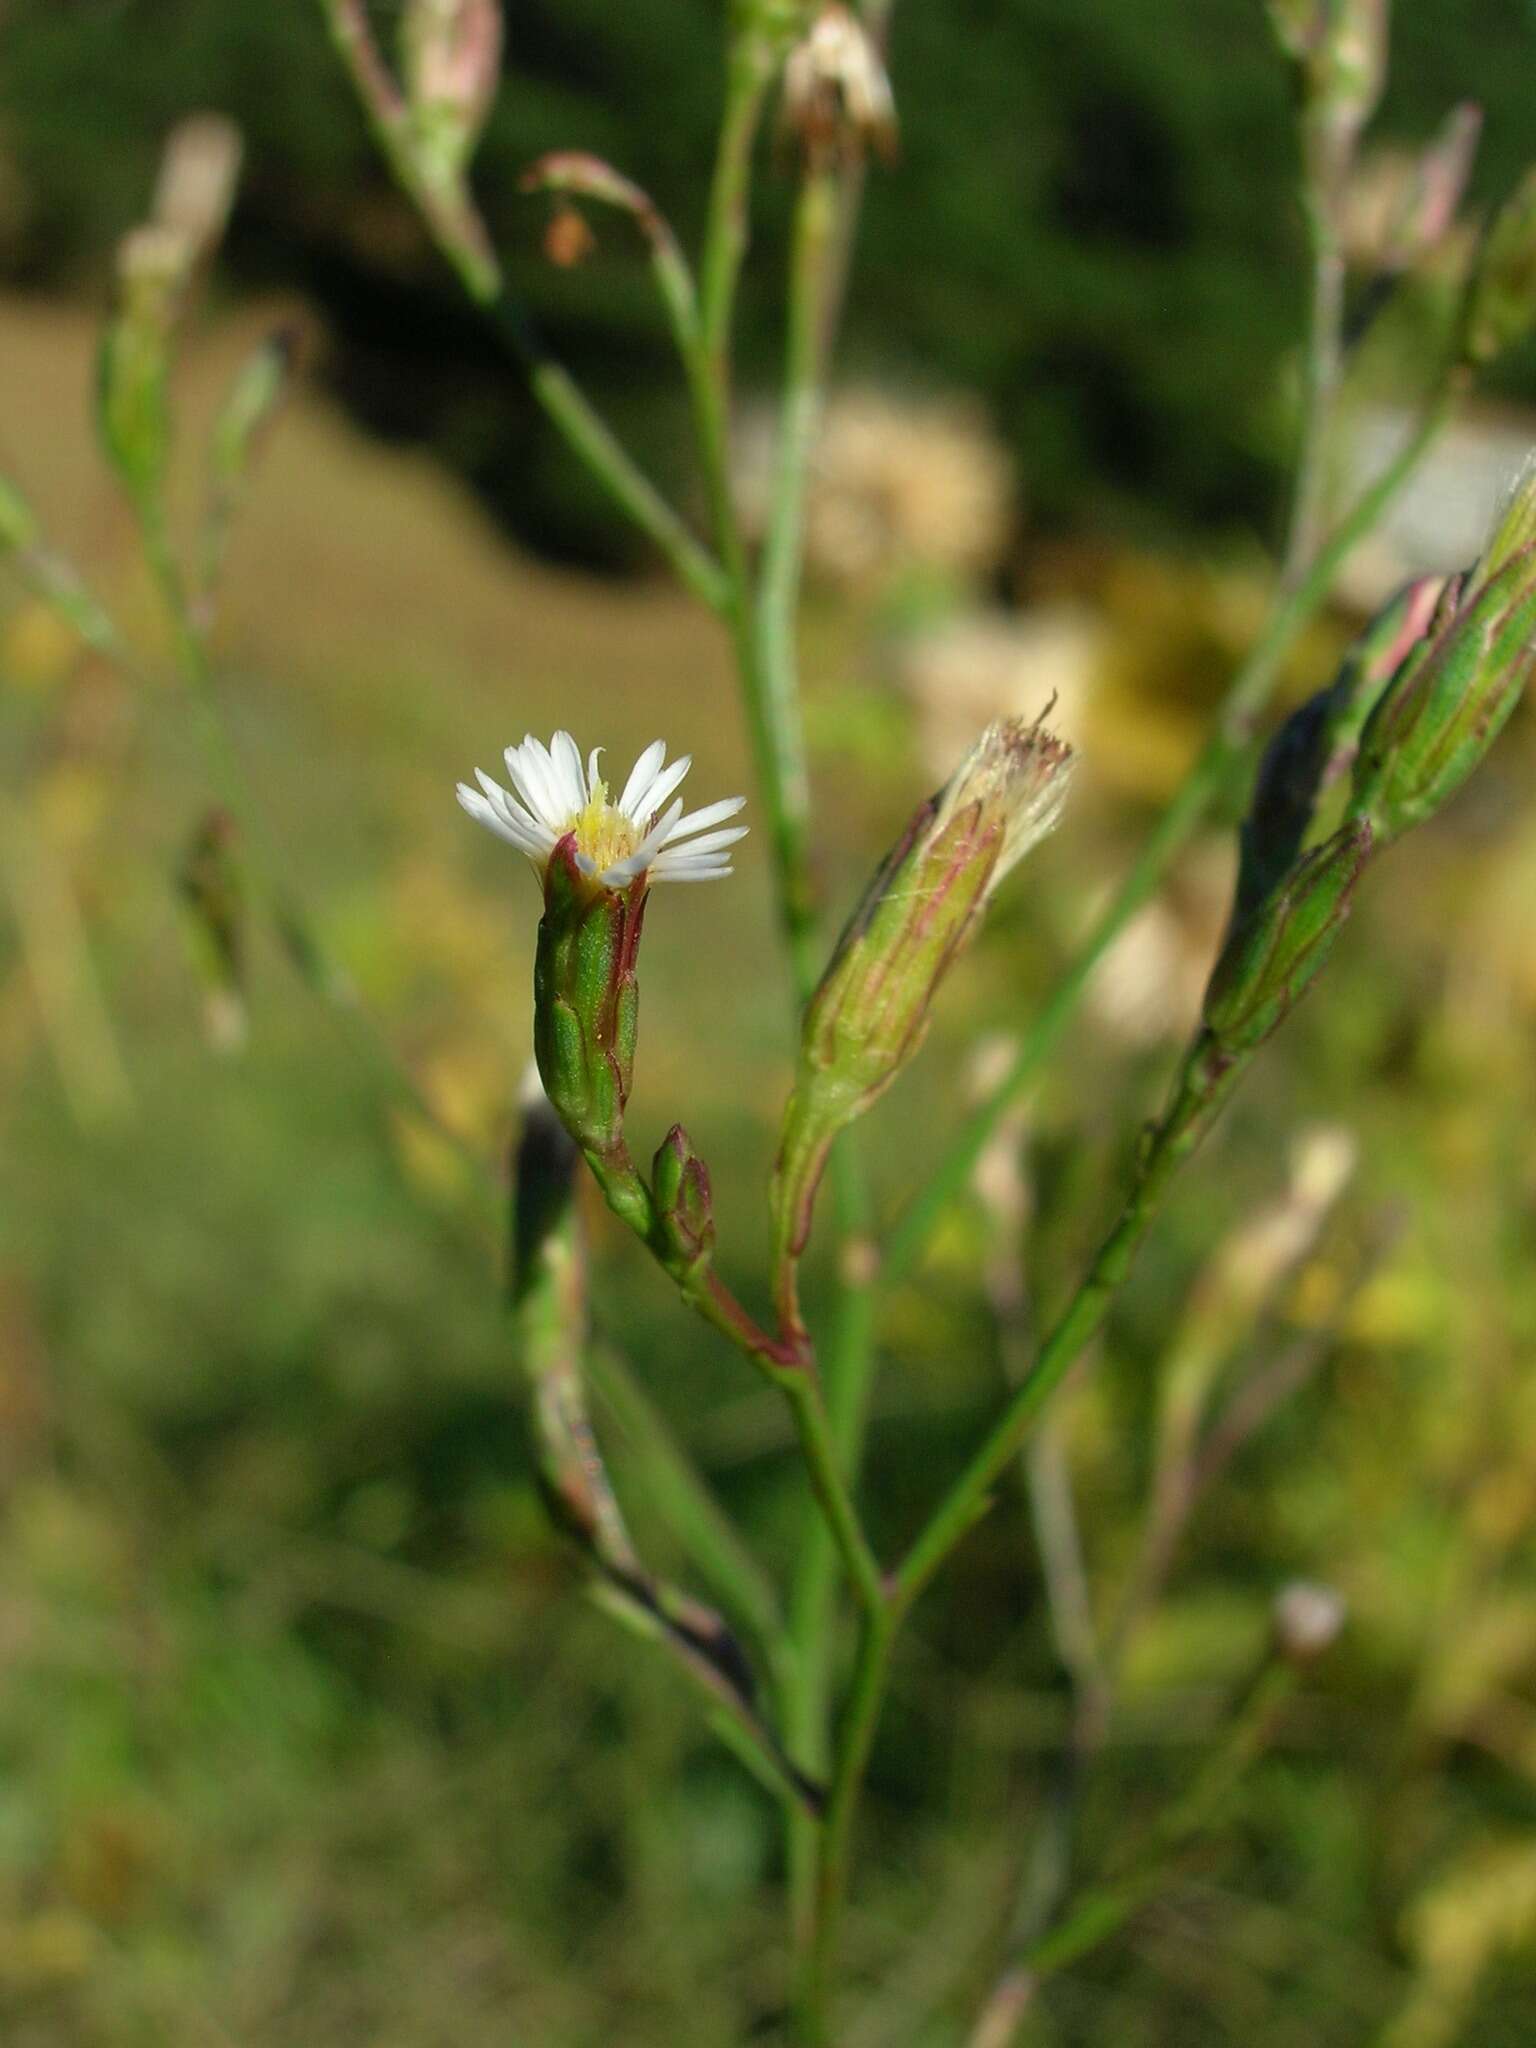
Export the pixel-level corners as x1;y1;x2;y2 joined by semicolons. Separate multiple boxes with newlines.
781;4;897;168
773;715;1072;1286
458;730;747;891
1273;1581;1348;1664
151;114;244;264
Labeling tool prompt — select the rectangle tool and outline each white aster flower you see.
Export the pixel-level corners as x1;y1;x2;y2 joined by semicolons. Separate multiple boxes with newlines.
457;730;748;887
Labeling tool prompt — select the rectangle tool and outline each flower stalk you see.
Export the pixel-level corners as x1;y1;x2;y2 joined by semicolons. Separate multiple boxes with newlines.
878;366;1467;1298
296;7;1536;2039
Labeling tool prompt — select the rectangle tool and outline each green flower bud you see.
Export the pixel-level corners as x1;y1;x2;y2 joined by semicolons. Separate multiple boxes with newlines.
773;716;1071;1274
97;224;191;503
1265;0;1324;61
401;0;503;183
1316;0;1387;133
1267;0;1386;109
1462;166;1536;366
1379;102;1480;279
210;329;296;496
0;474;38;556
1235;574;1445;921
533;835;648;1160
651;1124;716;1295
1349;520;1536;842
1204;820;1373;1055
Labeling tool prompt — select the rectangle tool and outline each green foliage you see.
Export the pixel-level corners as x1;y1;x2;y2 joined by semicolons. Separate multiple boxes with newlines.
3;0;1535;558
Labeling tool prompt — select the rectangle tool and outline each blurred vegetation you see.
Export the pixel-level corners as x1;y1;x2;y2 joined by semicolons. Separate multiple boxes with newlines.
4;275;1536;2040
4;0;1536;564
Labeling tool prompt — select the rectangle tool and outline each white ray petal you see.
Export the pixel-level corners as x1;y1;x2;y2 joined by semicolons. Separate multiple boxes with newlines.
653;861;734;880
587;746;604;792
653;853;732;874
504;738;561;826
633;754;691;825
457;785;545;854
661;824;748;857
550;730;588;813
663;794;746;843
474;767;545;836
619;739;667;816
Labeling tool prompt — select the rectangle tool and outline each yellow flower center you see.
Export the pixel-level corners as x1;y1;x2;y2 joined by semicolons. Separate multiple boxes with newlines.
568;778;638;874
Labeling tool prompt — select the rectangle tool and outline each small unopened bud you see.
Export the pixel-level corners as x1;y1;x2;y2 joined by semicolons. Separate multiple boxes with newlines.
1204;820;1373;1055
652;1125;716;1294
773;716;1071;1272
217;329;296;483
1269;0;1386;112
402;0;503;180
1265;0;1323;61
97;224;192;501
1350;498;1536;842
781;4;897;169
1320;0;1388;133
1462;166;1536;366
533;837;648;1160
1236;575;1445;920
1273;0;1388;202
1272;1580;1347;1663
152;114;244;264
0;475;38;555
1378;102;1480;277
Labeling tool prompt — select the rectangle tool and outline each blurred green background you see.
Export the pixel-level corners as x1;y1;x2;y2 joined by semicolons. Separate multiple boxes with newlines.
4;3;1536;2044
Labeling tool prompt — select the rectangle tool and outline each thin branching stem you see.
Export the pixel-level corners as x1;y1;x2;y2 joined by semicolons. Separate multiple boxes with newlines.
130;485;495;1196
315;0;729;615
879;369;1465;1296
1283;192;1348;586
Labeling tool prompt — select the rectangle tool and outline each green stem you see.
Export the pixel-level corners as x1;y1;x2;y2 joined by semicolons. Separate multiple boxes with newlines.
792;1048;1244;2037
1282;198;1347;586
316;0;729;616
783;1370;887;1627
748;160;885;2010
132;489;490;1188
879;372;1464;1295
584;1143;885;1628
972;1660;1298;2040
895;1047;1243;1610
798;1592;898;2043
754;171;838;974
785;1156;879;1942
520;339;730;615
699;32;775;399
